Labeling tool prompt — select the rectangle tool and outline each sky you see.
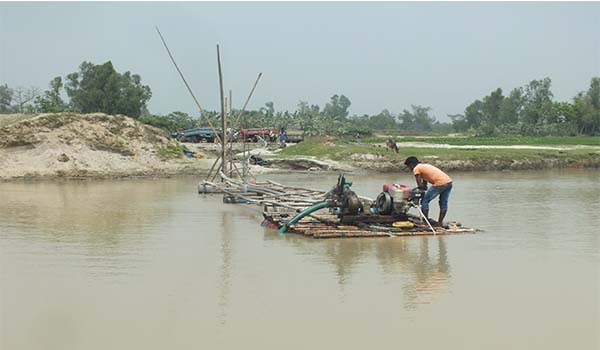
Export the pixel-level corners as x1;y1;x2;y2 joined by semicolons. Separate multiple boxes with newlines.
1;2;598;121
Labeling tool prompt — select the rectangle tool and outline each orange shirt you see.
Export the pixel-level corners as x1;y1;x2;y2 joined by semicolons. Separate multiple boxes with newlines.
413;164;452;187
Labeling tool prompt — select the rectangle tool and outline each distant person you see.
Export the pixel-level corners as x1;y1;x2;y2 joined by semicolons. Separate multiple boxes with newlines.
355;132;361;143
404;156;453;227
279;128;287;148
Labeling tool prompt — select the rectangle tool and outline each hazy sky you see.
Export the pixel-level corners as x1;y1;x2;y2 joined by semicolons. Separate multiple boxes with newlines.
1;2;598;120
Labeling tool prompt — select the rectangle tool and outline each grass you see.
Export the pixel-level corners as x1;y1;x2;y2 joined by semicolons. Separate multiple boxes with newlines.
157;143;185;160
278;137;599;164
361;135;600;146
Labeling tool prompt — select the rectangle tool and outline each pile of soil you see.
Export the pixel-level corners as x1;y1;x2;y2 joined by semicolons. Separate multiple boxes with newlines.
0;113;211;179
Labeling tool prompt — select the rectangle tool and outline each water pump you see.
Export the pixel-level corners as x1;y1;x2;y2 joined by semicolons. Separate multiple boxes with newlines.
325;175;363;217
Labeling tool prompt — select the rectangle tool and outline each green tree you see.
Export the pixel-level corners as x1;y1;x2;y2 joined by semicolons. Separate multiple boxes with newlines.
481;88;504;130
64;61;151;118
521;77;555;126
499;87;524;125
448;114;468;132
139;111;196;131
35;77;67;113
295;101;322;135
263;101;275;116
463;100;484;130
0;84;13;113
572;77;600;134
322;94;351;120
368;109;397;130
398;105;435;131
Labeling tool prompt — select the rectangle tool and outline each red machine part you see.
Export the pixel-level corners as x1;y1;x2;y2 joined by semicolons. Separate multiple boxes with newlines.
383;184;412;199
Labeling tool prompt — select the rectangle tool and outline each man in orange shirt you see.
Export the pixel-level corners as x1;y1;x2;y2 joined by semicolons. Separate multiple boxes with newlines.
404;156;453;227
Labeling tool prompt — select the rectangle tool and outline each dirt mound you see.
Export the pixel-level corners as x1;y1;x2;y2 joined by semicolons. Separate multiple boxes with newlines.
0;113;209;179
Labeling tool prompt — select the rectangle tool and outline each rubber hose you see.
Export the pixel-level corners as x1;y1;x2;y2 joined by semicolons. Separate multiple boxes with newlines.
278;201;328;234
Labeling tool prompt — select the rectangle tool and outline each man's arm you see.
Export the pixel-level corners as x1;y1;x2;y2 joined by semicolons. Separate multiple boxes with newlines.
415;174;427;190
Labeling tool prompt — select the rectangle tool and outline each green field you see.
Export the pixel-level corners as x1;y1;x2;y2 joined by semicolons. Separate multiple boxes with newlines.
361;135;600;146
278;137;600;166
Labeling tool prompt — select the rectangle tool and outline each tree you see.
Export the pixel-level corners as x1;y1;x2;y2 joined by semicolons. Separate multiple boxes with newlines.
11;86;40;113
522;77;555;126
139;111;196;131
499;87;524;125
572;77;600;135
448;113;468;132
368;109;397;130
35;77;67;113
0;84;13;113
0;84;39;113
398;105;435;131
262;101;275;116
295;101;321;135
481;88;504;129
322;94;351;120
463;99;484;131
64;61;151;118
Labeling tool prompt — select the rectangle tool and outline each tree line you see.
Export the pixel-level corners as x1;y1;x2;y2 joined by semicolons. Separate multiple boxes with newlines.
1;60;598;136
451;77;600;136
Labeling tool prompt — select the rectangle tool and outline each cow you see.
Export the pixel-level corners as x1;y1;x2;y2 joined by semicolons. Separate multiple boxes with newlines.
386;138;399;153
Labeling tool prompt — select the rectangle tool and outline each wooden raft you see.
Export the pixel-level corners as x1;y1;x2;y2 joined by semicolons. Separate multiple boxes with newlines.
263;206;478;239
201;173;479;239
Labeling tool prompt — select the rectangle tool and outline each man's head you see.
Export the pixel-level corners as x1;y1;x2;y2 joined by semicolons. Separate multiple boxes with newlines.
404;156;420;170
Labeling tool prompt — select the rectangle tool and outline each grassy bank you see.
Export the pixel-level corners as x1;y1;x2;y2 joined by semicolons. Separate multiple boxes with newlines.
277;137;600;171
361;135;600;146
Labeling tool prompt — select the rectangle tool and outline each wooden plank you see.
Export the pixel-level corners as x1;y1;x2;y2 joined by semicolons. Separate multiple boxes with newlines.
312;230;391;238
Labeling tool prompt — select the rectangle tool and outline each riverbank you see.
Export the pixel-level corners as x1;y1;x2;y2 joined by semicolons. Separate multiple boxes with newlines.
272;137;600;172
0;113;211;180
1;113;598;180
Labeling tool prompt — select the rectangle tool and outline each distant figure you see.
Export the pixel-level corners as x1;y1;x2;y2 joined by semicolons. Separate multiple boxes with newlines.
386;138;399;153
354;133;361;143
226;128;232;142
279;128;287;148
404;156;453;227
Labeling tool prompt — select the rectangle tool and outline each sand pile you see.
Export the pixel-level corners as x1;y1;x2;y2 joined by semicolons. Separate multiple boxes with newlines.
0;113;211;179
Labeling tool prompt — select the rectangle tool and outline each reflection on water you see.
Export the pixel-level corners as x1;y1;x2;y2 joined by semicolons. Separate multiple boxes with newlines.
264;229;452;310
218;211;233;327
1;170;599;350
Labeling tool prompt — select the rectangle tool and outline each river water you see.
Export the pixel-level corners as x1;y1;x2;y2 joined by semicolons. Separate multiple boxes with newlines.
1;170;598;349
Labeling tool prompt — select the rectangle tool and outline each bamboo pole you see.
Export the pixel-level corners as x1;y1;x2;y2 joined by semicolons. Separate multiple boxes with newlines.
155;27;222;144
233;73;262;179
228;90;234;178
232;73;262;126
217;45;227;180
206;155;221;181
210;160;223;182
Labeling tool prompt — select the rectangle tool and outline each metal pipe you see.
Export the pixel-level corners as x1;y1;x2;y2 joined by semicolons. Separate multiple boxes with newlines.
415;204;436;235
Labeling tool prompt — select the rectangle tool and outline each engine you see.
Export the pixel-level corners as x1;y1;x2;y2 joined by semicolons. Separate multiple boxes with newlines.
375;184;425;216
325;175;364;217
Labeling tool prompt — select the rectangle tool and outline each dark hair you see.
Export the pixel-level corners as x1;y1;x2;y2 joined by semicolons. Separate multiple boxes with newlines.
404;156;420;166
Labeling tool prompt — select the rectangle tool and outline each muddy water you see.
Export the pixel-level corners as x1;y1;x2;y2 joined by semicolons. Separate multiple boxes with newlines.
1;170;598;349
